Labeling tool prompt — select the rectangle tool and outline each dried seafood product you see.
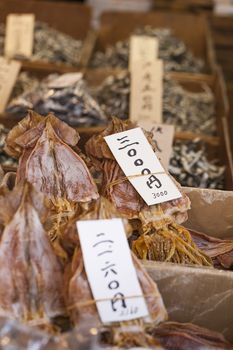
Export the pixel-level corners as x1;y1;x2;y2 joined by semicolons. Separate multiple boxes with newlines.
150;322;232;350
11;72;40;100
85;118;211;267
94;72;216;135
169;139;225;189
66;197;167;348
5;111;99;258
90;27;204;73
190;230;233;270
0;22;83;66
0;181;66;329
7;73;107;127
0;124;18;168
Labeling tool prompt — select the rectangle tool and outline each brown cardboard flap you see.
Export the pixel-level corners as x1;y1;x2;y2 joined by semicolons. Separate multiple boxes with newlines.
184;187;233;238
144;261;233;341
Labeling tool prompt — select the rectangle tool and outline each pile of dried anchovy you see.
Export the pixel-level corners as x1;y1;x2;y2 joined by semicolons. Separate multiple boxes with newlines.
169;139;225;189
0;21;83;66
91;27;204;73
94;72;216;135
11;72;40;100
0;124;17;167
7;73;107;127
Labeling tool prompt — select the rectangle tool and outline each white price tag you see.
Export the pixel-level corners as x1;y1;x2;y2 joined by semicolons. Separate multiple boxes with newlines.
130;60;163;124
48;72;83;89
77;219;149;324
104;127;181;206
140;122;175;170
129;35;158;70
4;14;35;58
0;57;21;113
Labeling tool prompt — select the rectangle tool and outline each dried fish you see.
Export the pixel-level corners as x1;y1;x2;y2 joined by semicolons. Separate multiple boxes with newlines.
91;27;204;73
94;72;216;135
0;181;66;329
66;197;167;348
11;72;40;100
150;322;232;350
190;230;233;270
0;22;83;66
0;124;18;168
5;111;99;259
85;118;212;267
169;139;225;189
7;73;107;127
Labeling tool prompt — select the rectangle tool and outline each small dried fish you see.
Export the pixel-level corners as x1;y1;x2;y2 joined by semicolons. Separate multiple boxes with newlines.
11;72;40;100
169;139;225;189
94;72;216;135
7;73;107;127
0;22;83;66
91;27;204;73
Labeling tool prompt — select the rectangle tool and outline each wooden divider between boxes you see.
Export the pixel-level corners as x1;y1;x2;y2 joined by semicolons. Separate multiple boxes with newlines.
87;10;217;78
152;0;214;13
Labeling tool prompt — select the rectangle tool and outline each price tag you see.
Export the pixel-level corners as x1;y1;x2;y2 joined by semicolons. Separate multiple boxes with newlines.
4;14;35;58
130;60;163;124
48;72;83;89
104;127;181;206
129;35;158;70
77;218;149;324
140;122;175;170
0;57;21;113
214;0;233;14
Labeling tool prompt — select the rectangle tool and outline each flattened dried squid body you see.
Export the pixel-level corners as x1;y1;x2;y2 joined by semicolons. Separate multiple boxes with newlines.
5;112;99;203
151;322;232;350
132;223;212;267
190;230;233;270
0;182;66;324
85;118;190;224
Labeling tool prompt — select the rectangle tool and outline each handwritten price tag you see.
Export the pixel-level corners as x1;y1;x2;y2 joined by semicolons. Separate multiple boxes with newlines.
77;219;149;324
104;127;181;206
129;35;158;70
4;14;35;58
0;57;21;113
130;60;163;124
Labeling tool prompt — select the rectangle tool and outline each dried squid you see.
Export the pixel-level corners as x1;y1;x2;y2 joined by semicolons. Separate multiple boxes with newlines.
66;197;167;348
0;181;66;330
150;322;232;350
85;118;211;267
5;111;99;259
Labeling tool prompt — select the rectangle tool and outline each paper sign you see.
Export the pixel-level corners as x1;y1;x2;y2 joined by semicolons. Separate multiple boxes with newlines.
48;72;83;89
130;60;163;124
140;122;175;170
214;0;233;14
4;14;35;58
77;219;149;324
104;127;181;206
0;57;21;113
129;35;158;70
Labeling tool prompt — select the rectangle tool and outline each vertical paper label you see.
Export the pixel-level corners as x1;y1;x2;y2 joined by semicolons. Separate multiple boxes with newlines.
104;127;181;206
130;60;163;124
77;219;149;324
140;122;175;170
4;14;35;58
0;57;21;113
129;35;158;70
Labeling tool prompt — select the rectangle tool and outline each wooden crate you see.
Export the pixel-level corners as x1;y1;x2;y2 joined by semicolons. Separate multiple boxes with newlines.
88;10;217;77
0;0;92;69
152;0;214;13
